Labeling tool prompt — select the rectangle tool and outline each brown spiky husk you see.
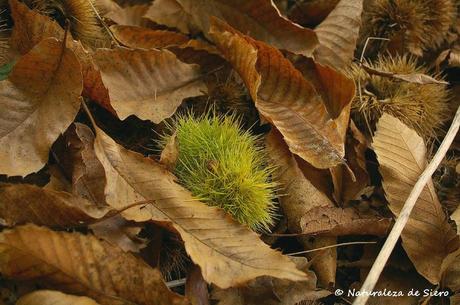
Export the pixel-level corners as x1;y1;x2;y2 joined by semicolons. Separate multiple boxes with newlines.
30;0;110;48
349;55;450;140
181;72;259;128
360;0;457;56
159;231;190;281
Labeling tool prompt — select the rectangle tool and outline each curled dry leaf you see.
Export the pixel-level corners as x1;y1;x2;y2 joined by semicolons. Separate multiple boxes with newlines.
442;207;460;292
160;133;179;170
299;206;391;236
185;265;210;305
373;114;459;284
313;0;363;71
362;64;449;85
209;19;345;169
328;120;369;203
0;224;186;305
0;38;82;176
266;129;333;232
9;0;64;55
9;0;114;115
93;126;307;288
17;290;101;305
290;56;356;198
392;73;449;85
212;257;330;305
265;129;337;286
53;123;107;205
90;215;147;253
0;183;109;227
93;47;207;124
94;0;122;14
288;0;340;26
174;0;318;56
105;4;150;26
111;25;190;48
144;0;197;34
111;25;224;69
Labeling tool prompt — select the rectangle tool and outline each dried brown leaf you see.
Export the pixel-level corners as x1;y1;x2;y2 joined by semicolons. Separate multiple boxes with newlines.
313;0;363;70
362;64;449;85
209;19;344;169
17;290;101;305
373;114;459;284
288;0;340;27
93;47;206;123
212;257;329;305
265;129;336;286
106;4;150;26
90;215;147;253
185;265;210;305
299;206;391;236
144;0;197;34
111;25;190;48
160;133;179;171
111;25;223;68
0;224;186;305
9;0;63;54
93;127;307;288
331;121;369;203
266;129;333;232
442;207;460;292
0;183;109;227
159;0;318;56
53;123;107;205
0;38;82;176
392;73;449;85
95;0;122;14
9;0;114;115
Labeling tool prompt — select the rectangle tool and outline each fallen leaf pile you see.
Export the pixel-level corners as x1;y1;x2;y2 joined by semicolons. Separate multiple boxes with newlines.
0;0;459;304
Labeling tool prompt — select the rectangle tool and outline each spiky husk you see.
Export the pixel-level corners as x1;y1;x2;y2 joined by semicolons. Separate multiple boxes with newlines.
161;113;277;232
360;0;457;56
349;55;450;140
159;231;189;281
0;0;11;65
181;73;259;128
30;0;110;48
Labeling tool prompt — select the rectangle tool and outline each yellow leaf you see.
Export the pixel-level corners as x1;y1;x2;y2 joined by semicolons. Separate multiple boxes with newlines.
0;224;186;305
0;38;82;176
209;19;344;169
93;47;206;124
93;127;307;288
373;114;459;284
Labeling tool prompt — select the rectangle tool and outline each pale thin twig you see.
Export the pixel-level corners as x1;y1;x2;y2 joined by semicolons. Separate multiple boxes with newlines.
353;105;460;305
357;37;389;136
